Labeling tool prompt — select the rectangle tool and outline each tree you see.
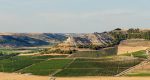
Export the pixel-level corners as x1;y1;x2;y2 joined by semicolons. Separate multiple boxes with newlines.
115;28;122;31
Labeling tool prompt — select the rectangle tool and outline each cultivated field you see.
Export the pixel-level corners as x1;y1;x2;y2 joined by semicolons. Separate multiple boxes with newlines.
0;54;142;77
117;39;150;54
0;55;67;72
55;57;141;77
19;59;73;76
0;46;149;80
70;46;117;58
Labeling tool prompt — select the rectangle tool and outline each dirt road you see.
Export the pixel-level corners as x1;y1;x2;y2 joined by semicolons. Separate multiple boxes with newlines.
1;72;150;80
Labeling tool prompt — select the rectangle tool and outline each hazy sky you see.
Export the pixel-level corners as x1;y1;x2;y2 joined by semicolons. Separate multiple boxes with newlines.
0;0;150;33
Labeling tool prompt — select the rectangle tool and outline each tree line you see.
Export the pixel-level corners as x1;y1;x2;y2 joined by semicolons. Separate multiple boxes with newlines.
110;28;150;43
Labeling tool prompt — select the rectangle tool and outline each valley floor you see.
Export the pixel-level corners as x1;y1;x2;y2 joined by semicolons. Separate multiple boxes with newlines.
1;72;150;80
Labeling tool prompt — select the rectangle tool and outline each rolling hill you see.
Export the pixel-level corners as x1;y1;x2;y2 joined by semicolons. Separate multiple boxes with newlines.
0;33;67;47
0;28;149;48
58;32;115;47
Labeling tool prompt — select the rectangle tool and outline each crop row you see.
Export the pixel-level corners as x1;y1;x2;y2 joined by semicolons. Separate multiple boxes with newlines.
55;58;141;76
0;55;66;72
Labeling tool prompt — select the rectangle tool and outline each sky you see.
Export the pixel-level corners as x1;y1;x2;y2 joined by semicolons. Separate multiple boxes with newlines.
0;0;150;33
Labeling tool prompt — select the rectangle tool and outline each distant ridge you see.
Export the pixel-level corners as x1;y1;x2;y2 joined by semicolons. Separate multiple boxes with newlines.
0;33;67;47
0;28;149;48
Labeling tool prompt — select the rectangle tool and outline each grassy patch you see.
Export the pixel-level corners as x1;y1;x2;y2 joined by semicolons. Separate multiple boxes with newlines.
123;50;147;59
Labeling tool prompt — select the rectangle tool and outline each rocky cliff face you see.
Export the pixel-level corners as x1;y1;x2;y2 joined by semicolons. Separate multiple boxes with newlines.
58;32;114;47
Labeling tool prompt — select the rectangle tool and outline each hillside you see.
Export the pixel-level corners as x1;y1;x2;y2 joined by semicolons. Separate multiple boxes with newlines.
0;35;49;47
58;32;115;48
0;33;67;47
0;32;115;48
0;28;150;48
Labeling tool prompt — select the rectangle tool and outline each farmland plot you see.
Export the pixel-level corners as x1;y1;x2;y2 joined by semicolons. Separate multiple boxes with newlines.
19;59;73;76
70;47;117;58
0;55;66;72
55;58;141;76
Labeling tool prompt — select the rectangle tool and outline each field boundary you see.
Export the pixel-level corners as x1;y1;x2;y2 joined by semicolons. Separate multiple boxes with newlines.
50;58;76;76
50;69;62;76
64;58;76;69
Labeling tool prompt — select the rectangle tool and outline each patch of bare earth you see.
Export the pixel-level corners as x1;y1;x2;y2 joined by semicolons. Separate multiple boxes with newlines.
18;53;40;56
117;39;150;55
19;53;69;56
1;73;150;80
0;72;48;80
127;62;150;74
56;77;150;80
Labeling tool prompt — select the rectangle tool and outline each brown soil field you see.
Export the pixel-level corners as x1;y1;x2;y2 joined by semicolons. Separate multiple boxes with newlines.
1;72;150;80
56;77;150;80
117;46;148;55
117;39;150;55
0;72;48;80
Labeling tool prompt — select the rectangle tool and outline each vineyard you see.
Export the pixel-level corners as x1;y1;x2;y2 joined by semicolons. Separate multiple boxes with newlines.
55;58;141;76
0;55;67;72
0;49;147;77
70;47;117;58
19;59;73;76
